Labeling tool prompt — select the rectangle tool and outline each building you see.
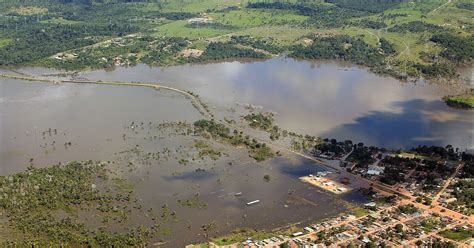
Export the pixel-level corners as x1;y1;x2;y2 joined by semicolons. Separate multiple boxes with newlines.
367;165;385;175
442;197;457;204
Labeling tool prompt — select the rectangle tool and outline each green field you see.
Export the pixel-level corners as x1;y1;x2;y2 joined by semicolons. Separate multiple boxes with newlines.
439;227;474;241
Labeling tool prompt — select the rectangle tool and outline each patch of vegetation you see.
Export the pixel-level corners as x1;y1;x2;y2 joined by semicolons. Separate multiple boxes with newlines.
111;177;134;193
291;34;385;67
396;204;418;215
314;139;352;157
456;2;474;11
193;119;273;161
444;92;474;109
178;196;207;209
243;112;274;130
447;179;474;215
191;41;269;62
247;2;367;28
347;144;377;168
0;23;137;66
263;174;270;182
325;0;404;13
178;159;189;165
230;35;283;54
0;161;153;246
194;141;222;160
388;21;445;33
430;33;474;64
251;144;273;162
439;227;474;241
351;207;370;217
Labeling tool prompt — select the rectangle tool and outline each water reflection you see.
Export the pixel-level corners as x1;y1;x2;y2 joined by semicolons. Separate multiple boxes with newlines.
74;58;473;149
322;99;473;149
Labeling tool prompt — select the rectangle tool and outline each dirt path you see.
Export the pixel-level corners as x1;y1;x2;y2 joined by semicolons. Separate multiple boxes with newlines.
431;0;452;14
366;30;380;44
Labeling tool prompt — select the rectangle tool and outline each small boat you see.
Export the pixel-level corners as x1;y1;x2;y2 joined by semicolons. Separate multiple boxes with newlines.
246;200;260;206
234;192;242;196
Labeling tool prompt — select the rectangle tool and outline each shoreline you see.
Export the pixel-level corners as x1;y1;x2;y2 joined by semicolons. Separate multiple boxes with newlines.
1;56;471;89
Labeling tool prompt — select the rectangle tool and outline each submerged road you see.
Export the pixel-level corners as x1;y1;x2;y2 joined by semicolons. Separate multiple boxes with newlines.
0;73;213;118
1;72;403;197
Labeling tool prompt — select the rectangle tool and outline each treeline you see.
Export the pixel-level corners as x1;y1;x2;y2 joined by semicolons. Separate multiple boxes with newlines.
247;2;367;27
324;0;407;13
430;33;474;64
380;38;396;55
456;2;474;11
290;35;385;67
230;35;283;54
411;145;460;160
414;62;457;79
388;21;445;33
191;42;268;62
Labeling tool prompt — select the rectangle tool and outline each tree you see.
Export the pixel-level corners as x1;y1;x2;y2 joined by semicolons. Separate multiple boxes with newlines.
279;242;290;248
395;223;403;233
263;175;271;182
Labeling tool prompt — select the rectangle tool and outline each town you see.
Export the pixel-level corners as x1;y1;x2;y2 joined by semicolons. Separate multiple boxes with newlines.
188;140;473;247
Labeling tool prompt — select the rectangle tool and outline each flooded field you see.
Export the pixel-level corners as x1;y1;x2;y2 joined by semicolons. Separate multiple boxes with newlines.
1;58;472;246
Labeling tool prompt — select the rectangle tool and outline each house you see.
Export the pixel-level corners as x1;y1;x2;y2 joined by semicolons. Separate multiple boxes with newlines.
442;197;457;204
367;165;385;176
361;236;371;243
364;202;376;208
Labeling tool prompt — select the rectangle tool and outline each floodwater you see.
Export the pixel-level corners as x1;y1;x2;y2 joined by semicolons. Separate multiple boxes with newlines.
80;57;473;150
0;77;365;247
0;58;473;246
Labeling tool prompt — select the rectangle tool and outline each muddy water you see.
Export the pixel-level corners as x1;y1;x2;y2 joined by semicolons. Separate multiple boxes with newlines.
1;58;472;246
0;78;365;247
0;79;203;174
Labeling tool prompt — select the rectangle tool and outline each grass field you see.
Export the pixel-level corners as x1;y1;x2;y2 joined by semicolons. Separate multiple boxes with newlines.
40;18;85;25
439;227;474;241
161;0;248;13
0;38;11;48
152;20;232;39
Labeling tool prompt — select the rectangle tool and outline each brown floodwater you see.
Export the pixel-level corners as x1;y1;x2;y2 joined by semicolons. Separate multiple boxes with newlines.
0;58;473;246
